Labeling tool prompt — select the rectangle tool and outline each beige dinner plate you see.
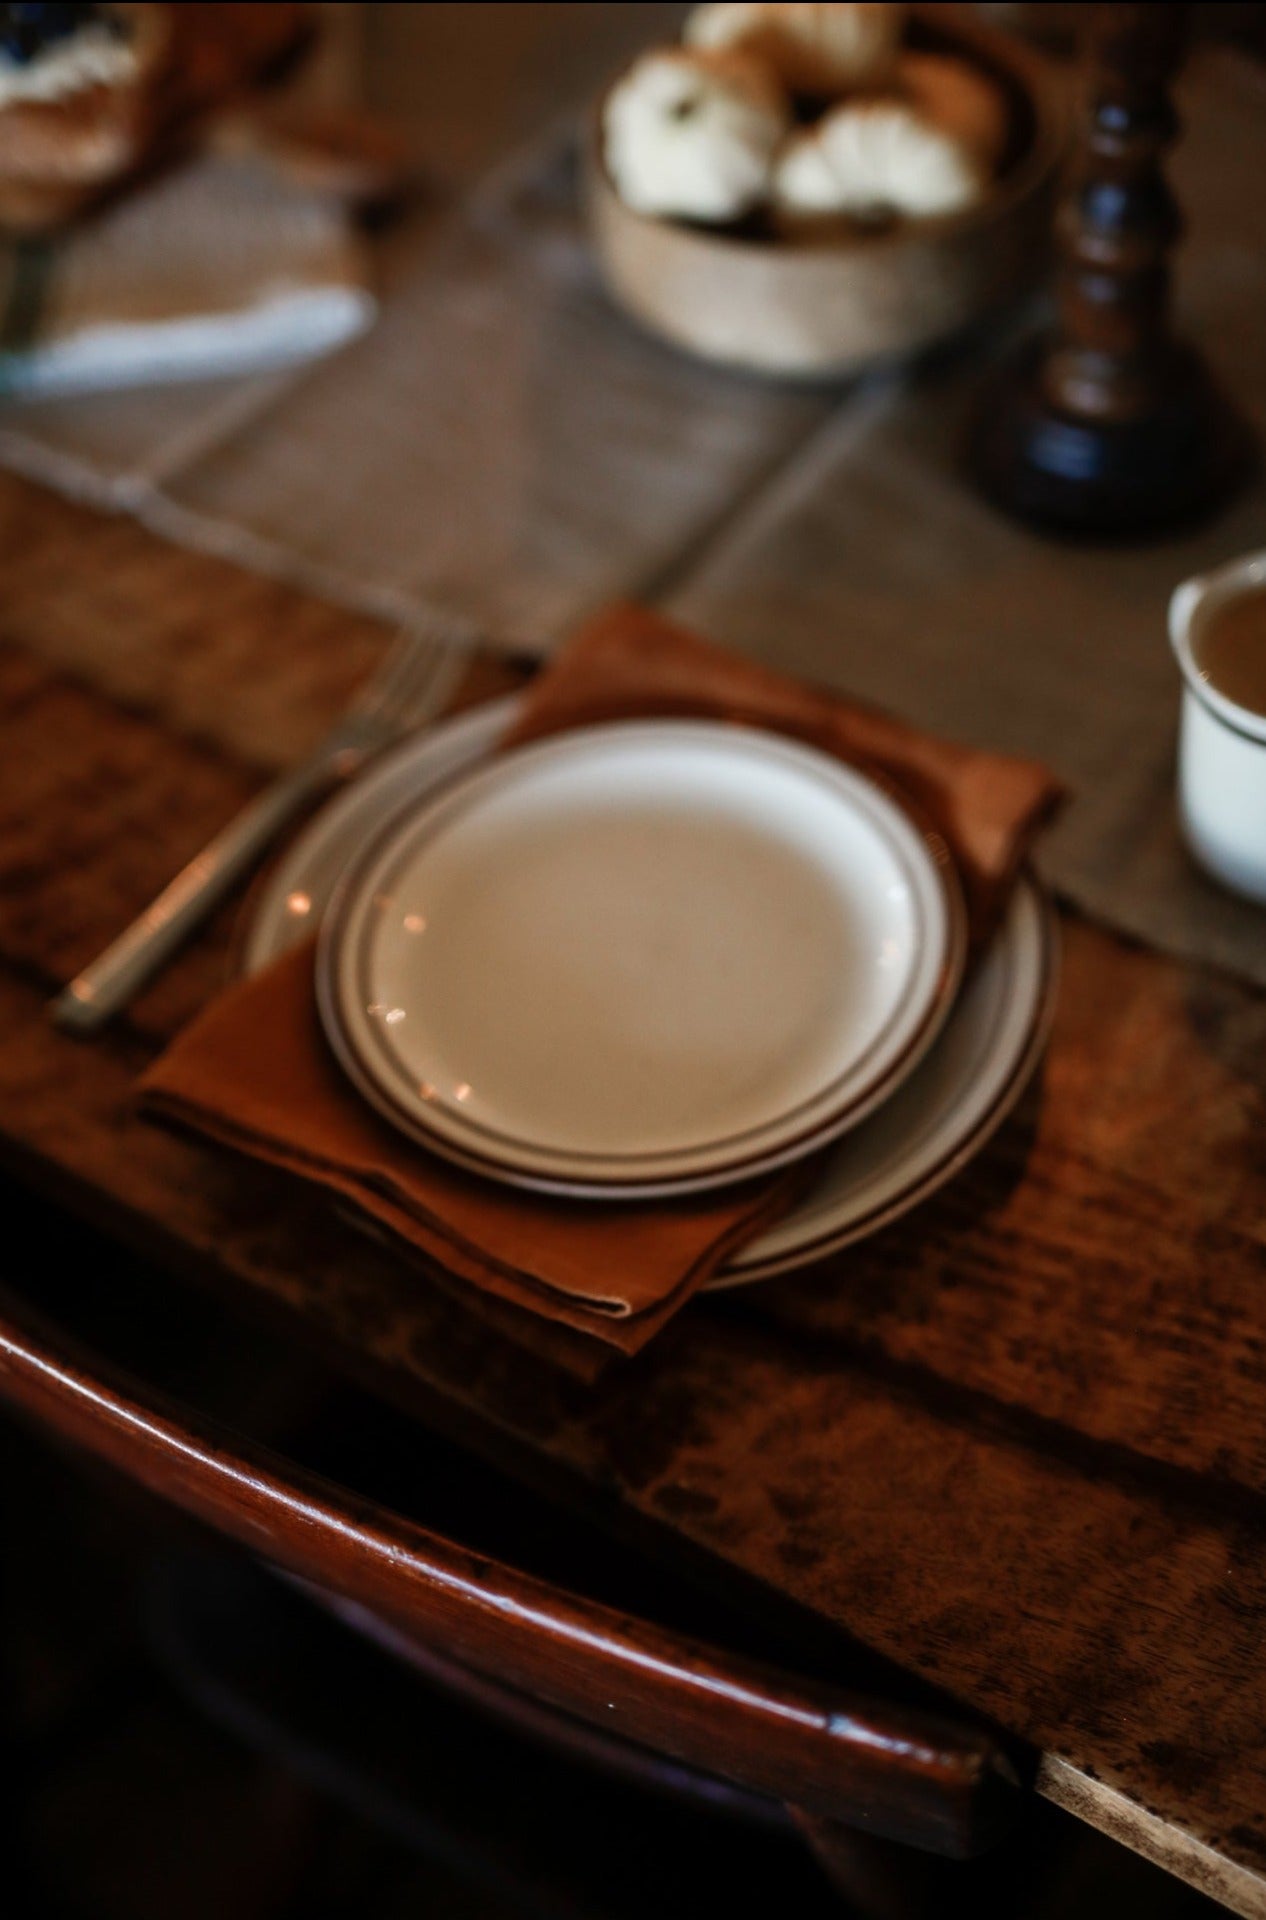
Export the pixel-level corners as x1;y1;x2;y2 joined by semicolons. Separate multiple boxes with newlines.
312;719;966;1199
245;697;1055;1273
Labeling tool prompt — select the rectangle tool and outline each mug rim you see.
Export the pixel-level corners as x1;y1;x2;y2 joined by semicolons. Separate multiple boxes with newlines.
1169;551;1266;746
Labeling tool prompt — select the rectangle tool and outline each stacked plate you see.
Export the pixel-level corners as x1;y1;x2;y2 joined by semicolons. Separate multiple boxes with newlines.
244;699;1057;1287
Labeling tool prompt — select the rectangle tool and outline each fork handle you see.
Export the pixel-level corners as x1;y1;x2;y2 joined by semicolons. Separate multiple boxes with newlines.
50;751;343;1036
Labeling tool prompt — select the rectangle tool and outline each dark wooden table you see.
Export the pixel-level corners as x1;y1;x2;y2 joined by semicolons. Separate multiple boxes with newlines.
1;7;1265;1915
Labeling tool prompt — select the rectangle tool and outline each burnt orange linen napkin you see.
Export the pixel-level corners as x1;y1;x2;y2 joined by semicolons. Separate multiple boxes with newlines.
140;603;1062;1364
142;939;810;1361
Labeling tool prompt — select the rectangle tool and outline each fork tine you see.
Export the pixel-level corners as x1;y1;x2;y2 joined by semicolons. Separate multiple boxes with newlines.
394;643;467;732
380;633;454;719
352;627;444;724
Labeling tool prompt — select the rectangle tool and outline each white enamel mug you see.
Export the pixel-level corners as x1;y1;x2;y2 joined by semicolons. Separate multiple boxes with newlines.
1169;552;1266;905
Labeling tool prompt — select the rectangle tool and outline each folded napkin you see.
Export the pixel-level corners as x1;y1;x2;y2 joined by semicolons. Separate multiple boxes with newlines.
140;604;1062;1367
0;151;374;400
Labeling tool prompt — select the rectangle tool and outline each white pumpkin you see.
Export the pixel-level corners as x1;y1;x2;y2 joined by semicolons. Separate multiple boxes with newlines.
774;97;986;223
603;47;790;222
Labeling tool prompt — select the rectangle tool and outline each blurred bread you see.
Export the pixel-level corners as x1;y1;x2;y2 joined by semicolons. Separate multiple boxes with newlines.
0;4;310;233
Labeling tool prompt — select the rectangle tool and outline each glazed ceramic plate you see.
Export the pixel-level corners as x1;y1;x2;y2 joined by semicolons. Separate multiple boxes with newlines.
313;720;965;1198
723;873;1054;1281
244;698;1054;1274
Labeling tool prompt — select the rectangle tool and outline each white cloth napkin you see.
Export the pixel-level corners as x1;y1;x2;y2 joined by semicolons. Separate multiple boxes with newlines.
0;151;375;399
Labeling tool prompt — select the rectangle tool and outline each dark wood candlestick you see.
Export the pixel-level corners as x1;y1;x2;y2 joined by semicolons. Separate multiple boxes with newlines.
970;2;1249;535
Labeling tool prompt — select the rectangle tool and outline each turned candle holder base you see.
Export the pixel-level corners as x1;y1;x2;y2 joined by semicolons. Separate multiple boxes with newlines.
970;3;1254;540
970;337;1251;536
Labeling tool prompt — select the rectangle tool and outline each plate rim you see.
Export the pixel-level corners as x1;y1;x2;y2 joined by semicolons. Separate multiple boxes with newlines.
712;875;1058;1284
314;716;969;1198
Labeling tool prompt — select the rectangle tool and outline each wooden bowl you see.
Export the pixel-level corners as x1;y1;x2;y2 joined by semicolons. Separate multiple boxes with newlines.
583;6;1068;381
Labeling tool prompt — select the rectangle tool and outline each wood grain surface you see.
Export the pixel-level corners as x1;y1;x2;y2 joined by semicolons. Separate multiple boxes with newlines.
1;460;1265;1912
